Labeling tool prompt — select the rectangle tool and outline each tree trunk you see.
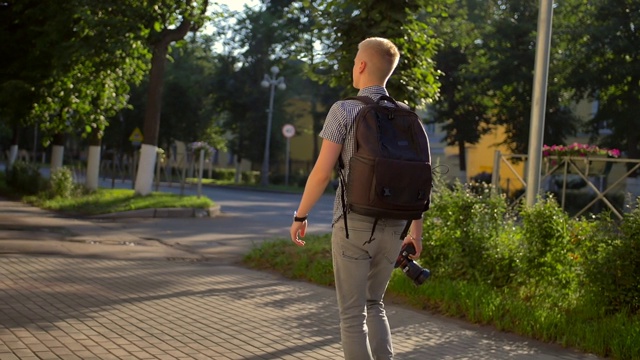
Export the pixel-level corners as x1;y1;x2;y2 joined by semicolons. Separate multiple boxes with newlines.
312;102;323;162
135;20;193;195
86;131;101;190
8;124;20;167
627;132;640;178
458;140;467;182
50;133;65;173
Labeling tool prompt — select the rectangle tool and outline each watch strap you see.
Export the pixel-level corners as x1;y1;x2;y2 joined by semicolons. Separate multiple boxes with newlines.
293;211;308;222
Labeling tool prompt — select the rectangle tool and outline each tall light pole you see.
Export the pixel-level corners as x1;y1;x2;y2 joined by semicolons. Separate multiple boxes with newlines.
525;0;554;206
260;65;286;187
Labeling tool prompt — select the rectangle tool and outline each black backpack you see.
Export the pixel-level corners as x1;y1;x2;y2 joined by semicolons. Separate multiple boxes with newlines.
338;95;432;241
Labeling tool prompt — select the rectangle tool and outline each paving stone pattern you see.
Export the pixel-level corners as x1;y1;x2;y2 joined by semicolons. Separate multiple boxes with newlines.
0;256;602;360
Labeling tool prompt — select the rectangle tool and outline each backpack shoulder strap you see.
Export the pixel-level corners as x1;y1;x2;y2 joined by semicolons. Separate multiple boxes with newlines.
350;94;412;111
379;95;413;111
344;96;375;105
376;95;398;106
396;101;411;110
337;96;370;171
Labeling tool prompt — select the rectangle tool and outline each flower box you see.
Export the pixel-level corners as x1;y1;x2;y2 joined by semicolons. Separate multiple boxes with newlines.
543;143;620;177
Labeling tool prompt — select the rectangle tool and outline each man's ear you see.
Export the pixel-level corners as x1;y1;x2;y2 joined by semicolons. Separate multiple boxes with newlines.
358;60;366;73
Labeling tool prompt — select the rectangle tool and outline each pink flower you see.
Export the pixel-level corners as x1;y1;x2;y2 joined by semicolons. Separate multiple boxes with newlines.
542;143;621;158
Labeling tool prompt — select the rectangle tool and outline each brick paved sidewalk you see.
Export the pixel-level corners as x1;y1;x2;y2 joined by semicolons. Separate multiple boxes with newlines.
0;256;602;360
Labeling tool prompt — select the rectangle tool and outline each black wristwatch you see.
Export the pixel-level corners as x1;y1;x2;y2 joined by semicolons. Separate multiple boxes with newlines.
293;211;308;222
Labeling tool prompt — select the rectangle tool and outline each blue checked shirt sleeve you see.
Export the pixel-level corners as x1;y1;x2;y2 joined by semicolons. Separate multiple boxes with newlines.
319;102;348;144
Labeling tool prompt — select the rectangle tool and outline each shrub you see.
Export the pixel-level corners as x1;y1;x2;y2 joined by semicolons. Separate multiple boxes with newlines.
48;167;75;199
517;196;581;297
468;172;492;196
209;168;235;181
269;173;307;188
422;179;513;286
581;207;640;313
242;171;260;185
5;161;44;195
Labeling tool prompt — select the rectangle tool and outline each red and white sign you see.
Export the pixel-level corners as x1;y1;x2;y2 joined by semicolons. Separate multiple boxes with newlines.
282;124;296;138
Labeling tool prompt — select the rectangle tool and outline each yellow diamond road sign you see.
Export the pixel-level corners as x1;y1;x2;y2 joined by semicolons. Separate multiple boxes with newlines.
129;127;143;143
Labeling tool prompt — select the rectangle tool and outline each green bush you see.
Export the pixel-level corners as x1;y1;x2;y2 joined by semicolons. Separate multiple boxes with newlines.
209;168;235;181
512;197;588;310
47;167;75;199
5;161;44;195
242;170;259;185
422;179;514;286
581;207;640;313
423;181;640;314
269;173;307;188
419;174;640;316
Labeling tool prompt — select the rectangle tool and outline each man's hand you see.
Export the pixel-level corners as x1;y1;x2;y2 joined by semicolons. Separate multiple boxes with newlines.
402;234;422;259
290;220;307;246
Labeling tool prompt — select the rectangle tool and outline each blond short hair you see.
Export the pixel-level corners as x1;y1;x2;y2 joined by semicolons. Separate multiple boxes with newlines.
358;37;400;75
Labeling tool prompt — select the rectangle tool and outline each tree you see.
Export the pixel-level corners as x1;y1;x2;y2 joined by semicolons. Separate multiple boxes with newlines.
479;0;578;154
207;2;300;180
430;0;494;179
134;0;210;195
278;2;338;161
0;0;63;165
0;0;149;184
104;35;227;162
556;0;640;170
0;80;34;165
159;35;226;149
302;0;444;107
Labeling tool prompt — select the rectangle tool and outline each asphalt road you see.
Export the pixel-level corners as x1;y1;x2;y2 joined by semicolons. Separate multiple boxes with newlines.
95;179;335;261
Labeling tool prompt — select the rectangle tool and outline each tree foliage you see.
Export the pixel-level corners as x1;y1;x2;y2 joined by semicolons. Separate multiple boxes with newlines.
0;0;150;145
468;0;579;154
555;0;640;162
301;0;445;107
206;2;301;165
4;0;639;181
108;35;226;153
430;0;494;171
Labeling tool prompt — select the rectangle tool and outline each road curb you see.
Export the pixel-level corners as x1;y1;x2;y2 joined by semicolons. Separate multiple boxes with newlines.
89;204;222;219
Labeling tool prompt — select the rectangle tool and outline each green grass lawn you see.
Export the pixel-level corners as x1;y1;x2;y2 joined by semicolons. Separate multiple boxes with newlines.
22;188;215;216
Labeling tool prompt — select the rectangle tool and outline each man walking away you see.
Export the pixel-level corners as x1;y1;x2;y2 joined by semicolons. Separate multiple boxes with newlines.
289;37;429;360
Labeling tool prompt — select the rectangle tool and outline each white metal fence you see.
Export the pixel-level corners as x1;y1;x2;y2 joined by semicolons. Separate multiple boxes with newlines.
491;151;640;219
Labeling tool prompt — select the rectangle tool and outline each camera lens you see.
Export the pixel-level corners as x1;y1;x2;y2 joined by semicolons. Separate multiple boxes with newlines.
395;244;430;286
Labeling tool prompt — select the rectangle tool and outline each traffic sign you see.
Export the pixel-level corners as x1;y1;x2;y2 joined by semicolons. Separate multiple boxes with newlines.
129;127;143;144
282;124;295;138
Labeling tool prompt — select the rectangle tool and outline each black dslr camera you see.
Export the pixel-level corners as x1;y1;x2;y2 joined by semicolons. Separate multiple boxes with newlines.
394;243;430;286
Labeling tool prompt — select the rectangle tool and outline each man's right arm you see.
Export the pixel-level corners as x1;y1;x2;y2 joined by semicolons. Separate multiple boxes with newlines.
290;102;347;246
294;139;342;218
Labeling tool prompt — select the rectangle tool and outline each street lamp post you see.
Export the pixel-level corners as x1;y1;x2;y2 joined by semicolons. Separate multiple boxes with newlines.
260;65;286;187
